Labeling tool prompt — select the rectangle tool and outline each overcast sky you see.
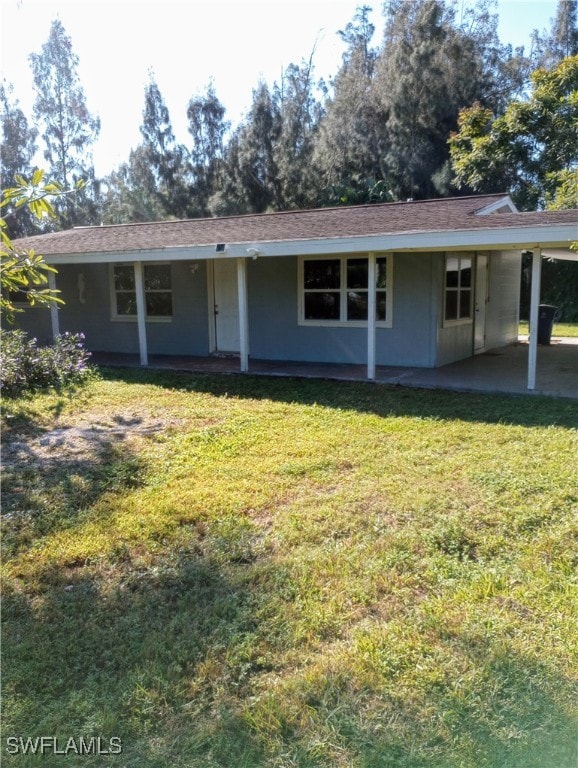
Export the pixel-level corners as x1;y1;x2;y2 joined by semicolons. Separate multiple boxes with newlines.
0;0;559;176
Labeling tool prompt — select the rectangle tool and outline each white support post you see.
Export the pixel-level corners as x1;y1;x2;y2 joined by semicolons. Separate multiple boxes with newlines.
367;252;376;380
48;272;60;340
527;249;542;390
237;257;249;373
133;261;148;366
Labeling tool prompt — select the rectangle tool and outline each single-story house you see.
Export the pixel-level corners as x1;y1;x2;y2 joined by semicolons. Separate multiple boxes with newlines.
11;193;578;389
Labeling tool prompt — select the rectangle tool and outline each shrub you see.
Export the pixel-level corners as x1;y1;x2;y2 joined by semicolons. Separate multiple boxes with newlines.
0;329;95;397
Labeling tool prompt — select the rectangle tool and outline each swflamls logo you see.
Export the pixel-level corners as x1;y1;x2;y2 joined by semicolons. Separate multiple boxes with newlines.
5;736;122;755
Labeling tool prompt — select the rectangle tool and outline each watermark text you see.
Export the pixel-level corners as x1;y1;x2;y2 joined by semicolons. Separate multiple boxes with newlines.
5;736;122;756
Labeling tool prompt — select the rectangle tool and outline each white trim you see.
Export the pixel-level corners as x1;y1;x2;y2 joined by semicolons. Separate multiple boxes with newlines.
298;254;393;328
442;253;474;328
527;249;542;391
206;260;216;353
133;262;148;366
475;196;518;215
41;222;577;266
367;252;376;380
48;272;60;340
237;257;249;373
474;253;489;354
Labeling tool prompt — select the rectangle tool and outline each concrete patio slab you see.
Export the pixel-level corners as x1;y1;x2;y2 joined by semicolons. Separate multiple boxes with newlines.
93;339;578;399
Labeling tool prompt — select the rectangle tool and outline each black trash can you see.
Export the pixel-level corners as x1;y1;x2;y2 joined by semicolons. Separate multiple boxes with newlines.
537;304;558;345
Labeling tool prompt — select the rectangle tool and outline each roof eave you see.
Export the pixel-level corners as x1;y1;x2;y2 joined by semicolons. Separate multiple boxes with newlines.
40;223;577;264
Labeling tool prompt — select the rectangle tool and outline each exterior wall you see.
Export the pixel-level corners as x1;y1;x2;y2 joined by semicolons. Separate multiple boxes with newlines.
12;249;520;369
15;261;211;356
435;250;522;366
247;253;436;367
9;304;53;344
436;321;474;366
484;250;521;349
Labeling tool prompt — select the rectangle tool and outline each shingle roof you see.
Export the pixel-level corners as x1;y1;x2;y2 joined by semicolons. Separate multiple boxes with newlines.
12;194;578;256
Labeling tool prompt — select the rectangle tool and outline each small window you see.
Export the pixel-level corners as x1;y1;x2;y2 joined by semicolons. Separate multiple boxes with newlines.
111;264;172;320
303;259;341;320
143;264;172;317
5;289;29;307
114;265;137;316
444;255;472;324
300;255;392;326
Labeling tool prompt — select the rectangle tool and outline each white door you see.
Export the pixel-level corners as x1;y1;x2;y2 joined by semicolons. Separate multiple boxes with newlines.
213;260;240;352
474;254;488;353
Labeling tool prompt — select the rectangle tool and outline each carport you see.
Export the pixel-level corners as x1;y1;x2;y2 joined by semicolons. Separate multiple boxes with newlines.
527;248;578;390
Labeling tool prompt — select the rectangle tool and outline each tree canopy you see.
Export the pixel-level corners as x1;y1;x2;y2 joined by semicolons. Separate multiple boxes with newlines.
1;2;576;225
449;54;578;210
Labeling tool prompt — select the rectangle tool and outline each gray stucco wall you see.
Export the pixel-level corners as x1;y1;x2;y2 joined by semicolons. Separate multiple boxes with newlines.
247;253;436;367
9;304;53;344
15;261;211;356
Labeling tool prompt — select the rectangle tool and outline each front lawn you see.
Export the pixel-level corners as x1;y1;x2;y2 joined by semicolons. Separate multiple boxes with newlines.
2;369;577;767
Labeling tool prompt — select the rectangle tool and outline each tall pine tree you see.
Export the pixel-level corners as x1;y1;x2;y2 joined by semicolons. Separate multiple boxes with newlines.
187;84;229;217
100;146;167;224
531;0;578;68
29;19;100;227
212;81;281;214
313;0;531;204
273;56;325;209
138;75;191;219
313;6;385;204
0;82;38;236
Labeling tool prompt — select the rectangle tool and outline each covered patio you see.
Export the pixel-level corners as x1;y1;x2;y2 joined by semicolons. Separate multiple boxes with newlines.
93;336;578;399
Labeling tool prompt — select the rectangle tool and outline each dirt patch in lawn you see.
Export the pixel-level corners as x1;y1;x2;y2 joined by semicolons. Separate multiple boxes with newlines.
1;410;183;471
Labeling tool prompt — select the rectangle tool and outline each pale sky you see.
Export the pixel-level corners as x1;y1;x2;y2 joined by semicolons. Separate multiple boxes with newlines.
0;0;559;177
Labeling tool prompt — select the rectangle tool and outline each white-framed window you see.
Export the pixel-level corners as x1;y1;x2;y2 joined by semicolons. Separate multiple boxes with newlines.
110;263;173;321
444;254;472;325
299;254;393;327
5;288;29;307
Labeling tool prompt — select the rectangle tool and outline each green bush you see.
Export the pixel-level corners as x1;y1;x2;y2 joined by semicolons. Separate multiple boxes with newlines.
0;329;95;397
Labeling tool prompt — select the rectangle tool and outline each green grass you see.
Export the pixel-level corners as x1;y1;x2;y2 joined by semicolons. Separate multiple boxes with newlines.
519;321;578;337
2;369;577;767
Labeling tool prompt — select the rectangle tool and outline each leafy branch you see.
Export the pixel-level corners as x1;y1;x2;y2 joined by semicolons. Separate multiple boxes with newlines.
1;170;84;323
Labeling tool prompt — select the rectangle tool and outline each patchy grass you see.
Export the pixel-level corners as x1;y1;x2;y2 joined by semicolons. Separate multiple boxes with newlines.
2;369;577;767
519;321;578;337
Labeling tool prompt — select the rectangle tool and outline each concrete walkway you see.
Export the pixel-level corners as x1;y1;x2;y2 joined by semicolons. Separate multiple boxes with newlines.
93;339;578;399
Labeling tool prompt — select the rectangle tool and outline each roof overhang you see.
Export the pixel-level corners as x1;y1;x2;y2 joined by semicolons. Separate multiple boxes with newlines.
40;222;578;265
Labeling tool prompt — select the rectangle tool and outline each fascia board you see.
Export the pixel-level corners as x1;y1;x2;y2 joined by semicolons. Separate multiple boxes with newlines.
43;247;215;265
41;224;577;264
226;225;578;256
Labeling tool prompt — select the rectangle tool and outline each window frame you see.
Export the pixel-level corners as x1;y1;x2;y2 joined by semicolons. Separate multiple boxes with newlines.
298;254;393;328
4;288;30;308
110;262;173;322
443;253;473;327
